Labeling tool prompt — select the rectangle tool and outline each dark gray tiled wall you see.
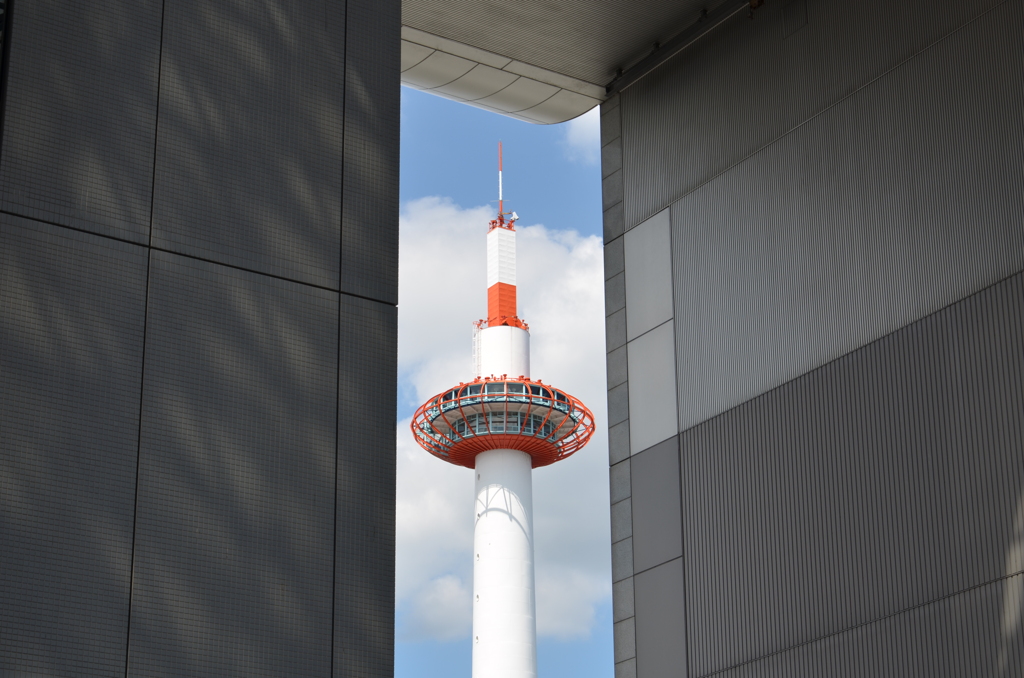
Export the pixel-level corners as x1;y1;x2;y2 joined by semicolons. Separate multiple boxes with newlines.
128;252;339;677
340;0;400;305
0;215;148;675
0;0;162;242
335;295;398;678
152;0;346;288
0;1;399;676
681;268;1024;674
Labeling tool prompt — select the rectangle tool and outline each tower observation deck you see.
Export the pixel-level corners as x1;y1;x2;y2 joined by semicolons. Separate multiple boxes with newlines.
411;143;595;678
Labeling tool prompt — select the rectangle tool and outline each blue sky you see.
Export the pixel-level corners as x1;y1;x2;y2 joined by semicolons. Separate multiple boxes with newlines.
396;87;612;678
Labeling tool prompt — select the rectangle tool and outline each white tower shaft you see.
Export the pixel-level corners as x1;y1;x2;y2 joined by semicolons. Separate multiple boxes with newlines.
473;448;537;678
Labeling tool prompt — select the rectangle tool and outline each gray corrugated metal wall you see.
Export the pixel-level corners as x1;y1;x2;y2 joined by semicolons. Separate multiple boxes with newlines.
681;268;1024;674
666;0;1024;432
0;2;399;676
607;0;1024;675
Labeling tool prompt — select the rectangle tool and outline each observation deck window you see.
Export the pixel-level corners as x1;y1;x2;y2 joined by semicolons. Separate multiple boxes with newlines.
442;390;457;402
555;392;567;403
507;383;526;394
485;382;505;394
529;385;551;398
462;384;482;396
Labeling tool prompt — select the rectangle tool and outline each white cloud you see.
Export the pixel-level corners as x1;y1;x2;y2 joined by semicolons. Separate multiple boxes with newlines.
396;196;610;643
561;107;601;165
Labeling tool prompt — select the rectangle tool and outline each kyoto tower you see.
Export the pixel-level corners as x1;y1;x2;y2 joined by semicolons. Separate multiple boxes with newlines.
411;143;595;678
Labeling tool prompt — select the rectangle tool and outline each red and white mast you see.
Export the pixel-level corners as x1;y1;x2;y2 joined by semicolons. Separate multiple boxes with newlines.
411;143;595;678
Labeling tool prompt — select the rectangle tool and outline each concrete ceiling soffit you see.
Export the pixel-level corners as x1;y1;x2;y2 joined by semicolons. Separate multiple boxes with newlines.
400;26;605;124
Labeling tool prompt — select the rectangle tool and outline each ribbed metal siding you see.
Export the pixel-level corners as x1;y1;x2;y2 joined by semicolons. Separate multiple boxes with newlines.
666;0;1024;431
713;574;1024;677
620;0;1009;230
680;268;1024;675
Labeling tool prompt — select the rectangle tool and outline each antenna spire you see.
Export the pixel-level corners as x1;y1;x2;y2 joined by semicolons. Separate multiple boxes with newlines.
498;141;503;219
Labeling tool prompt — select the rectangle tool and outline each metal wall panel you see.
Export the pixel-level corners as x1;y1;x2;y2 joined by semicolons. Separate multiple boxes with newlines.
0;0;162;242
715;573;1024;678
152;0;346;288
630;436;682;573
340;0;401;305
634;558;687;678
128;252;338;677
666;0;1024;432
679;269;1024;674
623;208;672;341
334;295;397;678
620;0;1008;229
0;215;147;675
627;320;678;453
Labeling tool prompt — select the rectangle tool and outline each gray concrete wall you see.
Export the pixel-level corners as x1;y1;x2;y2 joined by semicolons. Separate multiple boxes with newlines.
0;1;398;676
604;0;1024;675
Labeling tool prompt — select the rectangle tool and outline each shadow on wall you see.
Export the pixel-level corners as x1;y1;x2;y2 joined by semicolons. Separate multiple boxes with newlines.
150;0;347;288
2;0;398;675
0;217;147;676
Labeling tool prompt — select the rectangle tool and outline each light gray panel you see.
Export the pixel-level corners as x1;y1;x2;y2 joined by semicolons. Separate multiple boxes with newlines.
608;381;630;427
627;321;678;453
680;269;1024;674
607;345;628;389
606;271;626;316
630;436;682;573
604;236;624;280
624;209;673;340
610;498;633;544
612;537;634;583
613;578;635;622
669;0;1024;431
609;420;630;465
634;558;687;678
613;617;636;662
610;458;631;504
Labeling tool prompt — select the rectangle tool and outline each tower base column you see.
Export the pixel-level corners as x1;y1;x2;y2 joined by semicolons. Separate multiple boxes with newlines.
472;448;537;678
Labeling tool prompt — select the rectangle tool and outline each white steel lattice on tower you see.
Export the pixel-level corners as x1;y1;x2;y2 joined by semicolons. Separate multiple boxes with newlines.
412;143;595;678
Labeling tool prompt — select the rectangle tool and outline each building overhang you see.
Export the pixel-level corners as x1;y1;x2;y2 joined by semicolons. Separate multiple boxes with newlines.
401;0;752;123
